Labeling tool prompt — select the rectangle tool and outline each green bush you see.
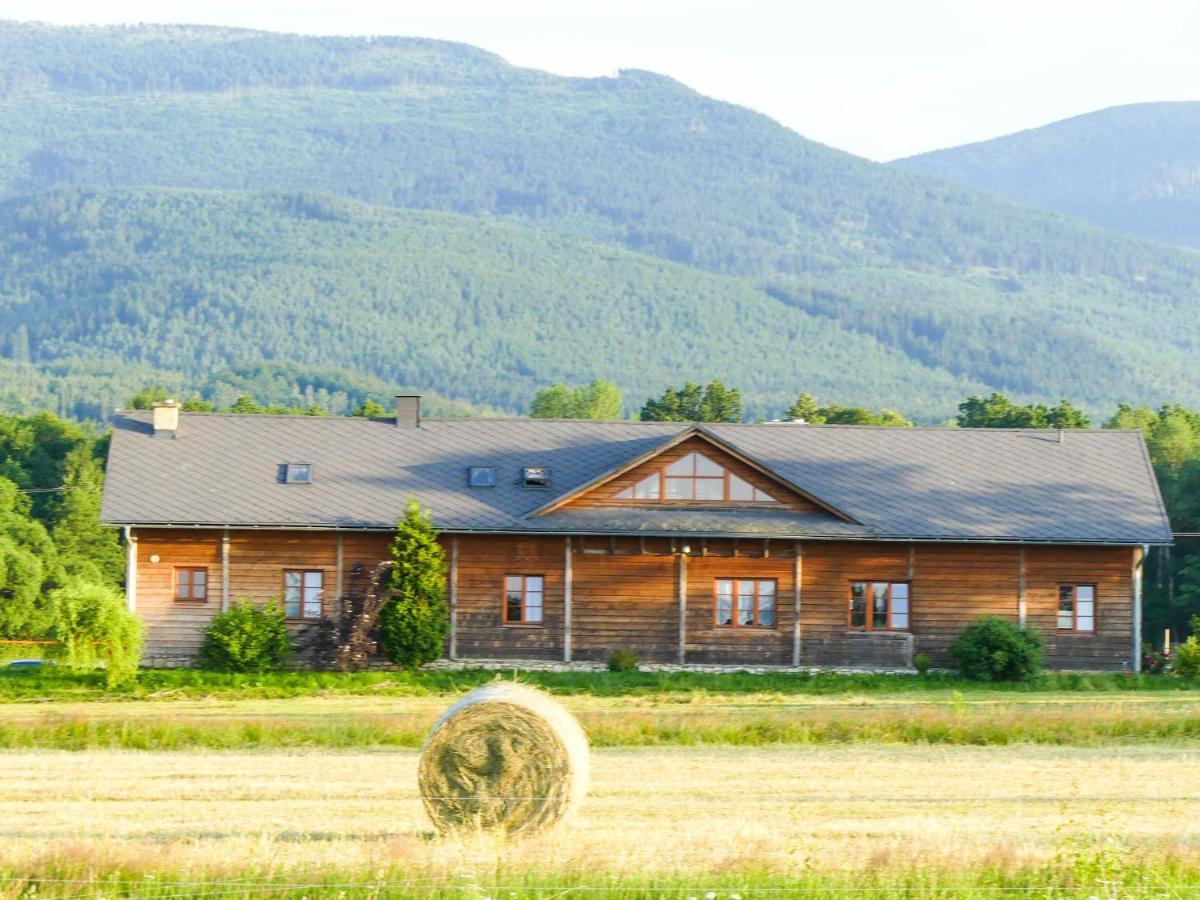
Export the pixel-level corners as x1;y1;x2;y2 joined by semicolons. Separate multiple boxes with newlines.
198;601;291;673
912;653;932;676
378;502;449;668
607;649;640;672
947;616;1043;682
51;578;143;688
1171;636;1200;677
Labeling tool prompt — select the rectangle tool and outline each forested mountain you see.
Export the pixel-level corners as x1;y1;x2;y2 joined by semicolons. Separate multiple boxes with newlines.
0;189;985;420
894;103;1200;248
2;23;1200;418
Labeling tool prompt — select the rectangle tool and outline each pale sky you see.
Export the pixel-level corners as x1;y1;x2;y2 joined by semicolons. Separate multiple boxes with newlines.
6;0;1198;160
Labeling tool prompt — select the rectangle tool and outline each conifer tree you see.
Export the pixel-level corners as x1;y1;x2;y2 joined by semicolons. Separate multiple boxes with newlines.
377;501;449;668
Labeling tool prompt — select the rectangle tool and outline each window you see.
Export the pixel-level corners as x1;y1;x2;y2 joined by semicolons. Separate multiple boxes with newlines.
849;581;909;630
468;466;496;487
284;570;324;619
1058;585;1096;633
284;463;313;484
504;575;544;625
611;452;777;503
715;579;776;627
175;567;208;602
522;466;549;488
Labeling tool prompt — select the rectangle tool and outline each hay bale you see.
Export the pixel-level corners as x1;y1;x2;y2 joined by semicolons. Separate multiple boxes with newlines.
418;681;589;835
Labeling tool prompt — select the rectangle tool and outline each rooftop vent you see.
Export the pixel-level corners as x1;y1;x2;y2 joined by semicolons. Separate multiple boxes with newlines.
284;463;313;484
522;466;549;488
396;395;421;428
468;466;496;488
152;400;181;438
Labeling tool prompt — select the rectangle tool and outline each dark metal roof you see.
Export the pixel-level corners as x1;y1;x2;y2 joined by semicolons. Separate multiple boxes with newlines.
100;412;1172;545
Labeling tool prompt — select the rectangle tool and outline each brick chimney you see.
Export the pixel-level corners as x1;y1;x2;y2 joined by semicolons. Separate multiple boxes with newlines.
395;395;421;428
152;400;181;438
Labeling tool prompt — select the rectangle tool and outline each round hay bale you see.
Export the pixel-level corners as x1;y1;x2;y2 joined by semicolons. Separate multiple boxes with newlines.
418;681;589;836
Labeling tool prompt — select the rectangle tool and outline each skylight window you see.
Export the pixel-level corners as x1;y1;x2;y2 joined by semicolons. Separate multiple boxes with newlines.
468;466;497;488
522;466;549;488
284;463;313;484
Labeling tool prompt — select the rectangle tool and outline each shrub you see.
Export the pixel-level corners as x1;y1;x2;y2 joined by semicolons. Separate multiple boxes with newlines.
1171;636;1200;678
947;616;1043;682
912;653;932;676
607;649;640;672
52;578;143;688
1142;644;1170;675
378;501;449;668
198;600;291;672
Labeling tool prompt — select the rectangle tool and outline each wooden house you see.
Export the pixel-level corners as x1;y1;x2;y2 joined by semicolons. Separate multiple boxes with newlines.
100;397;1171;670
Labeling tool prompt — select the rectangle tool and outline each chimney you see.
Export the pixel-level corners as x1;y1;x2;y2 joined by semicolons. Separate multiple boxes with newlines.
395;395;421;428
152;400;181;438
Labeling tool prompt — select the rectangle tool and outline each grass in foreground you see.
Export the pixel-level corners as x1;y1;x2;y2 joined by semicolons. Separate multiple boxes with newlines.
0;665;1196;703
2;693;1200;749
4;859;1200;898
0;746;1197;897
2;668;1200;749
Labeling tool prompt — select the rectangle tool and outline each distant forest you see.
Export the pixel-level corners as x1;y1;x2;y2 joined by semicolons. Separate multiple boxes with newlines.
1;24;1200;418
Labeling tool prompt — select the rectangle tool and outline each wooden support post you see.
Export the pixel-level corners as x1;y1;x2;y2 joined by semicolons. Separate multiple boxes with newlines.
1133;544;1145;673
608;536;616;555
701;538;708;557
763;538;771;559
639;536;646;556
792;541;803;667
1018;545;1027;627
907;542;915;580
220;528;231;612
564;537;573;663
449;536;459;660
124;526;138;613
677;551;688;665
733;539;740;558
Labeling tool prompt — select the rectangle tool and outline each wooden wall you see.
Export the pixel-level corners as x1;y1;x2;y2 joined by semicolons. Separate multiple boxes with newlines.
454;535;565;660
132;528;1138;671
1028;545;1134;671
134;529;223;662
134;528;393;664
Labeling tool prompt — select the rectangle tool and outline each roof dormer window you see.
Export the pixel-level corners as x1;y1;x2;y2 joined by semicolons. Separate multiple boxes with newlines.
522;466;549;488
612;452;777;503
468;466;496;488
284;463;313;484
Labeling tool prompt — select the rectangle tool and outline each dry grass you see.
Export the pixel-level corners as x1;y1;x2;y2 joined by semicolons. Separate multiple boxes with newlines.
0;744;1197;883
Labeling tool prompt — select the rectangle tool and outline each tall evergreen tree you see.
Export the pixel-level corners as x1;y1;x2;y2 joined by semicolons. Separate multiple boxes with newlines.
377;501;449;668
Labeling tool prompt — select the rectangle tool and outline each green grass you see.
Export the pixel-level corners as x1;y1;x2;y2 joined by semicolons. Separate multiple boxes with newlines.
0;665;1193;702
2;668;1199;751
2;852;1198;898
3;701;1200;751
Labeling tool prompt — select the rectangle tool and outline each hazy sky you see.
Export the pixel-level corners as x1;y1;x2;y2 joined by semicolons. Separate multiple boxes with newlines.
8;0;1198;160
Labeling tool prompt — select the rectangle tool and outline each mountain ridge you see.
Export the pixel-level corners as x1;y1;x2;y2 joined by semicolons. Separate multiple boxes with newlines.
894;101;1200;248
2;23;1200;419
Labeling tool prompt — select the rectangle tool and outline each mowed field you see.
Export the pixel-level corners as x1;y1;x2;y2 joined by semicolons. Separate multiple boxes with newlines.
1;675;1200;896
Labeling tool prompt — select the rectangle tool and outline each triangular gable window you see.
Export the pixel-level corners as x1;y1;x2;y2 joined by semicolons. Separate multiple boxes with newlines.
612;452;776;503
